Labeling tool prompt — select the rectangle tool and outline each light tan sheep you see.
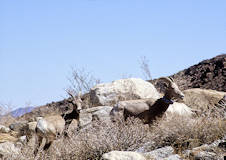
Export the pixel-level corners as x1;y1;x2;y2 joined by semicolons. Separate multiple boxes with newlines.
34;115;65;155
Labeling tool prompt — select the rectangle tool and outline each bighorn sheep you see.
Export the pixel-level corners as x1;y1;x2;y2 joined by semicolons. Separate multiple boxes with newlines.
61;92;82;136
34;115;65;155
111;77;185;124
61;92;82;134
34;93;83;155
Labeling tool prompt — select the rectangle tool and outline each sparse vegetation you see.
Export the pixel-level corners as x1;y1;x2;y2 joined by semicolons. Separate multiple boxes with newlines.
11;118;149;160
1;56;225;160
67;66;101;96
139;56;152;80
5;103;225;159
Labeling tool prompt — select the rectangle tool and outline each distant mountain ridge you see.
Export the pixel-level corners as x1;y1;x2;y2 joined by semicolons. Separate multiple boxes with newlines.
10;106;35;117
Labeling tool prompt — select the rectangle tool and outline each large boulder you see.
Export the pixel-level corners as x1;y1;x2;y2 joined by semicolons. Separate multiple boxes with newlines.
166;102;194;116
102;151;146;160
90;78;160;106
183;88;225;110
79;106;113;128
144;146;182;160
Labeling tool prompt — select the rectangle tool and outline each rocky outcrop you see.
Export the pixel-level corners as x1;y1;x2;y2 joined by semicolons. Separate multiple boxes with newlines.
151;54;226;92
18;98;76;121
102;147;183;160
144;146;182;160
79;106;113;128
172;54;226;92
184;137;226;160
90;78;160;106
102;151;146;160
183;88;225;110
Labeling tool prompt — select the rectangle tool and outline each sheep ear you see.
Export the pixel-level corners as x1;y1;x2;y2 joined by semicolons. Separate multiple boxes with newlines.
66;90;74;98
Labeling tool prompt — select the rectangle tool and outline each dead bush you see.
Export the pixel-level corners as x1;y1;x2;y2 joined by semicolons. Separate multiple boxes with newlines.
59;118;149;160
139;56;152;80
3;103;225;160
149;109;226;153
67;66;101;96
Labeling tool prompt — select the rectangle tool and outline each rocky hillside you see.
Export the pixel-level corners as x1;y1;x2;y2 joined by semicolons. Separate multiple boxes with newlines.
18;54;226;121
17;98;75;122
0;65;225;159
171;54;226;91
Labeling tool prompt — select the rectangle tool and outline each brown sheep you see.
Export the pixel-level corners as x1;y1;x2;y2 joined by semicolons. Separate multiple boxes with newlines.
111;77;185;124
61;92;82;134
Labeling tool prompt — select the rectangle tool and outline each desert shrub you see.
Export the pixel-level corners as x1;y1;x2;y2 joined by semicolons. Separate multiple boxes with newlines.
3;103;225;159
58;118;149;160
10;118;148;160
149;108;226;153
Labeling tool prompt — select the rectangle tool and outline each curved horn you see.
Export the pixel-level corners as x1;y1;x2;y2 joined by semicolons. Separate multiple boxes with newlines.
66;90;74;98
157;77;173;86
168;77;174;82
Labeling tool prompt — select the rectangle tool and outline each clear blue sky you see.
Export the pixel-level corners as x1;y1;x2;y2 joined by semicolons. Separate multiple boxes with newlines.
0;0;225;109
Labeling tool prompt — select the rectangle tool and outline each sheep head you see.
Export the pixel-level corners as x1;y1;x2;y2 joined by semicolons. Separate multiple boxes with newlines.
158;77;184;100
74;92;82;112
67;91;83;112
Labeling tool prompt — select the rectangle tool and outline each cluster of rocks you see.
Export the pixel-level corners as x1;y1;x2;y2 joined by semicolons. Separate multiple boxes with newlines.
0;124;22;158
102;137;226;160
172;54;226;92
150;54;226;92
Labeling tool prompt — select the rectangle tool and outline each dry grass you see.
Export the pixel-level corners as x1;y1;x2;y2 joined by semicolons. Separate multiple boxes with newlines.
56;118;149;160
8;118;149;160
150;112;225;153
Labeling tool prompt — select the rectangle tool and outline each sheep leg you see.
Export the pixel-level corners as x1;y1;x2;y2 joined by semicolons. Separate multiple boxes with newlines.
34;136;46;160
43;141;52;150
123;109;129;121
34;135;42;156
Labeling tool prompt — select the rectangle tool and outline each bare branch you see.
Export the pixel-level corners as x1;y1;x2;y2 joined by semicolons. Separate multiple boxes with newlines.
139;56;152;80
67;66;101;97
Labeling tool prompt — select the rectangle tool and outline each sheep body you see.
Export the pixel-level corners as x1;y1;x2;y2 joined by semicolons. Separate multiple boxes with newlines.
35;115;65;154
111;77;186;123
36;115;65;140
